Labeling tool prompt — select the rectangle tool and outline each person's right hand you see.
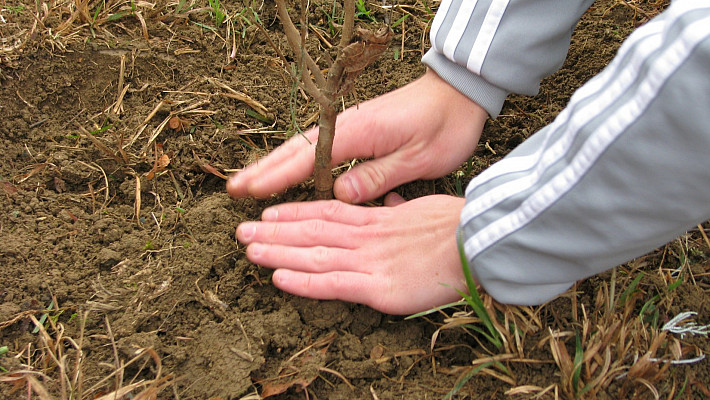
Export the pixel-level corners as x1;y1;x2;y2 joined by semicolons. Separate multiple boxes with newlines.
227;69;488;203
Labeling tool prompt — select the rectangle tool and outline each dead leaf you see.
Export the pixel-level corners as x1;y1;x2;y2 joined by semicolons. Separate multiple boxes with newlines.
2;180;19;196
193;152;228;180
146;146;171;181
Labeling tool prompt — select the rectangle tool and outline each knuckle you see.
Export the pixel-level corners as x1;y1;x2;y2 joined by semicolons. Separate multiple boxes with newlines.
362;164;388;190
331;272;343;293
322;201;342;220
303;219;327;241
292;203;303;221
268;223;281;240
312;246;331;270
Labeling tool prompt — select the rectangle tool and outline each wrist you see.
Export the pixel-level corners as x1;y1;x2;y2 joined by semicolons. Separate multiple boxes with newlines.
422;68;489;128
422;50;507;118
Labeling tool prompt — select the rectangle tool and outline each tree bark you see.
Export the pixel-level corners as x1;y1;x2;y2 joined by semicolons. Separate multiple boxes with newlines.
314;104;337;200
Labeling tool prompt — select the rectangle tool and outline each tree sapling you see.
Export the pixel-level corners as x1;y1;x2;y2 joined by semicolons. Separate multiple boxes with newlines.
275;0;393;199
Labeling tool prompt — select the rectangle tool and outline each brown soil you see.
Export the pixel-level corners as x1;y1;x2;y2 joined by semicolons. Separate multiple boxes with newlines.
1;0;708;399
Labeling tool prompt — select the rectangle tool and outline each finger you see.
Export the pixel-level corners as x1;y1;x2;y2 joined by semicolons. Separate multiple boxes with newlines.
333;151;421;203
227;103;384;199
246;243;363;273
227;129;318;198
260;200;375;226
236;219;360;248
384;192;406;206
272;268;380;307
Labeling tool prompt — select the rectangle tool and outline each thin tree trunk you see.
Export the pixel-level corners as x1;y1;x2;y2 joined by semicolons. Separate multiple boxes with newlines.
314;104;337;200
274;0;390;200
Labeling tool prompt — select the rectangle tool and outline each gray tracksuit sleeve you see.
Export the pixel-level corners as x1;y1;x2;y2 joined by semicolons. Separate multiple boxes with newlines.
422;0;594;117
459;1;710;305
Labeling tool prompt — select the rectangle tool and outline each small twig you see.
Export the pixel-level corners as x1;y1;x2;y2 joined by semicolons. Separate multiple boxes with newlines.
134;172;142;225
318;367;355;390
254;19;289;66
339;0;355;48
697;223;710;250
209;77;271;116
16;90;35;108
29;118;49;129
78;125;124;163
104;316;122;393
275;0;328;94
112;54;127;114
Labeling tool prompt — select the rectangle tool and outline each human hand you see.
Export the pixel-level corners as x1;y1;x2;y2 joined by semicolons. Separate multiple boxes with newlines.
236;193;467;315
227;69;487;203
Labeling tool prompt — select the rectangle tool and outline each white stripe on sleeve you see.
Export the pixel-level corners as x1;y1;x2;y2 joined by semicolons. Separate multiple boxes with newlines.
466;0;510;73
464;13;710;259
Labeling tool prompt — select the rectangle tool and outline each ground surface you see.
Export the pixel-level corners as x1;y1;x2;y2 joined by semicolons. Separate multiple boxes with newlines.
1;0;709;399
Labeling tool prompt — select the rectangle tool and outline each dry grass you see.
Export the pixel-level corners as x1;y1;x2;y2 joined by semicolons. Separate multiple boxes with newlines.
0;297;174;399
429;238;710;399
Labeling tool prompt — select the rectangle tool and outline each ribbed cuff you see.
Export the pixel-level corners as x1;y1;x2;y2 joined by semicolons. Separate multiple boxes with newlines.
422;49;508;118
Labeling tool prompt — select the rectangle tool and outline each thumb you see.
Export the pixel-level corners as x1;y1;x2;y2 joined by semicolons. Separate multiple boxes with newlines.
333;154;417;203
383;192;406;206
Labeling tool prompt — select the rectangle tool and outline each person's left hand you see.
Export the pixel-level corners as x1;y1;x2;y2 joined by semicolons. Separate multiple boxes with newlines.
236;193;467;315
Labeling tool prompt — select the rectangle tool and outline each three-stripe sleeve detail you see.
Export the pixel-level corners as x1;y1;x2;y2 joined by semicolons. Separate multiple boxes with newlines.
462;10;710;261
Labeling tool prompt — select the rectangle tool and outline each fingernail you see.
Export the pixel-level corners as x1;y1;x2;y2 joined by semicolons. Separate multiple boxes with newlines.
343;175;361;203
238;222;256;241
248;243;263;258
262;207;278;221
273;269;287;286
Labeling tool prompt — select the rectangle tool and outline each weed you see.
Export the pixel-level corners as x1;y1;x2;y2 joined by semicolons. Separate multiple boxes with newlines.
673;376;689;399
355;0;376;22
639;292;661;328
313;0;341;38
0;345;7;372
2;5;25;14
175;0;197;14
443;361;495;399
31;300;55;334
67;312;78;324
391;13;409;29
456;230;503;349
208;0;227;26
617;271;644;307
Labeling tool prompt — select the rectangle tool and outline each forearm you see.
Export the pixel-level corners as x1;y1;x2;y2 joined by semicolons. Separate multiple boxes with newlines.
459;2;710;305
423;0;594;117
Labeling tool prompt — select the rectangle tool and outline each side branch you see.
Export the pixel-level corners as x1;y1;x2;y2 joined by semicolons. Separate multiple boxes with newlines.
274;0;327;90
340;0;355;48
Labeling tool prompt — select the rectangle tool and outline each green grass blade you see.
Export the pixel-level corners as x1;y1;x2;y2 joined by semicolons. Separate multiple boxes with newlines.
572;329;583;394
391;14;409;29
618;272;644;307
457;230;502;348
673;376;689;400
444;361;494;399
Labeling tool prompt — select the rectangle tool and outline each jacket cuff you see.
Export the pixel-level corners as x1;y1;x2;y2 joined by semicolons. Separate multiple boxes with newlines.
422;49;508;118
